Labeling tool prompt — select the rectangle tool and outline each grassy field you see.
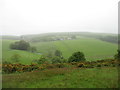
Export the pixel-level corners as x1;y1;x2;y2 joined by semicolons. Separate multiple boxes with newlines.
2;40;40;64
2;36;117;64
2;67;118;88
1;35;119;88
32;37;117;61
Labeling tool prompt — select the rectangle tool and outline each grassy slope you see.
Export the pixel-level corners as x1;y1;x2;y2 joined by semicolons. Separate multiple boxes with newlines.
2;67;118;88
2;40;40;64
32;37;117;61
2;36;117;64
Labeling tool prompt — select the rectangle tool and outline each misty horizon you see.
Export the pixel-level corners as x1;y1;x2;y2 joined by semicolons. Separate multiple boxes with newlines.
1;31;118;36
0;0;119;36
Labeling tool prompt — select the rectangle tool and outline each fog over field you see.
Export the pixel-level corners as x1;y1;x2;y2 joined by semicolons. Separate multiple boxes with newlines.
0;0;119;36
1;1;120;88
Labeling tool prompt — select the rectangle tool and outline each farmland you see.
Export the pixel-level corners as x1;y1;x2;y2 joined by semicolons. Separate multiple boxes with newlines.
2;35;117;64
2;40;40;64
1;32;119;88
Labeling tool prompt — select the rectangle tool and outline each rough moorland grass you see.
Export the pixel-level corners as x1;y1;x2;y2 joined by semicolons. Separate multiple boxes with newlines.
2;67;118;88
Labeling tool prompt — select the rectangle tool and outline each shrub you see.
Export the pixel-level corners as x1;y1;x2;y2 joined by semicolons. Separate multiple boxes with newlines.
54;50;63;58
22;65;38;72
77;63;84;67
102;62;110;67
96;64;101;67
2;64;17;73
68;51;86;63
54;63;65;68
46;64;55;69
114;50;120;60
51;56;62;64
37;55;48;64
70;62;78;65
61;58;67;63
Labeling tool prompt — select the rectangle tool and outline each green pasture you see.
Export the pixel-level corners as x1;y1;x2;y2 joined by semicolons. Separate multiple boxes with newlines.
2;36;117;64
32;37;117;61
2;40;40;64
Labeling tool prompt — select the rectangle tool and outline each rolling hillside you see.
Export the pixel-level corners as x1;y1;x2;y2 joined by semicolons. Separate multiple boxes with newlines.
2;35;117;64
31;36;117;61
2;40;40;64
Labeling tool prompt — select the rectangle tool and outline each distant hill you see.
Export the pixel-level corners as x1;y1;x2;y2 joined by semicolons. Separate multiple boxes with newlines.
1;35;21;40
2;32;117;44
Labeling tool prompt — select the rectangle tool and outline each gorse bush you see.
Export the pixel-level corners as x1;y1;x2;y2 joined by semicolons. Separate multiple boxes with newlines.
2;64;39;73
37;56;46;64
51;56;62;64
2;59;120;73
36;55;50;64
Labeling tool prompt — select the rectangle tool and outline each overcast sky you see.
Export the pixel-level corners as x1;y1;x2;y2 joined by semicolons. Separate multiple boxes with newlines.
0;0;119;36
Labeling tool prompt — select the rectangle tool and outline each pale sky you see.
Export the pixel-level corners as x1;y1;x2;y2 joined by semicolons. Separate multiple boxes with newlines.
0;0;119;36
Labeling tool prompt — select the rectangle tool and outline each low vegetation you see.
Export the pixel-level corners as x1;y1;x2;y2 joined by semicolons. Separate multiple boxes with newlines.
1;32;119;88
2;58;120;74
2;59;119;88
114;50;120;60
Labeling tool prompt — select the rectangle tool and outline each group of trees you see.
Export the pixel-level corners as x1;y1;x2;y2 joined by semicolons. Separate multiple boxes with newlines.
32;50;86;64
33;50;65;64
10;40;37;52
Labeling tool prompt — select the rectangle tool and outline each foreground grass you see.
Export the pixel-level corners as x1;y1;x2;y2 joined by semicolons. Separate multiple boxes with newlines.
3;67;118;88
